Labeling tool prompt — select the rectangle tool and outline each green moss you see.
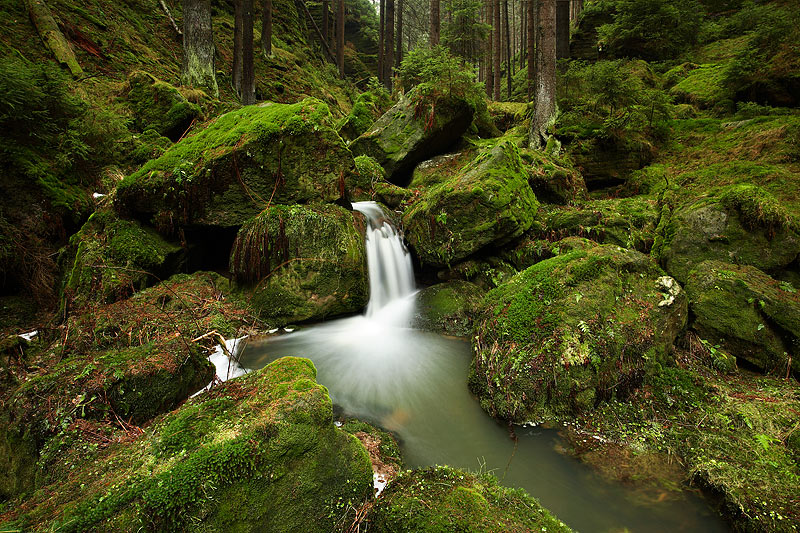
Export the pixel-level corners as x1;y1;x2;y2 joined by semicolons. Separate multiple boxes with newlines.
0;357;373;532
116;98;352;229
414;281;485;336
124;71;201;140
367;466;572;532
232;204;368;326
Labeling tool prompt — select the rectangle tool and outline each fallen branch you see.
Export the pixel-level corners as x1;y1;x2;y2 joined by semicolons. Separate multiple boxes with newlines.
159;0;183;36
25;0;83;77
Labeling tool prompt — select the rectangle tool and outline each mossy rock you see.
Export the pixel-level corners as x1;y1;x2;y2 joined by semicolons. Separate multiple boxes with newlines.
437;257;518;292
0;357;374;531
519;147;587;205
685;260;800;375
366;466;572;532
124;71;201;141
62;209;185;309
413;281;485;337
403;139;538;269
337;89;392;141
656;189;800;284
116;98;353;230
470;242;688;422
569;137;655;188
349;90;476;186
232;204;369;326
486;101;527;132
501;235;596;271
537;197;659;253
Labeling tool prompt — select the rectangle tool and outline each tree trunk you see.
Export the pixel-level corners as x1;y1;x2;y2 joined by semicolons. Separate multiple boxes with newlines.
526;0;535;98
322;0;329;44
182;0;218;97
26;0;83;77
241;0;255;104
261;0;272;58
385;0;394;88
504;0;511;99
337;0;344;76
430;0;440;46
556;0;569;59
529;0;555;149
492;0;501;100
520;0;526;71
485;0;493;98
396;0;403;67
379;0;384;83
233;0;243;96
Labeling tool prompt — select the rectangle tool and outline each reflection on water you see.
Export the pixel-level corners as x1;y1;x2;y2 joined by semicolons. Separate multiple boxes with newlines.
241;317;729;533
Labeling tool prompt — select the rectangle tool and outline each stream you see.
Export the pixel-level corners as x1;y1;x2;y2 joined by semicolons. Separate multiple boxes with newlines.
237;202;729;532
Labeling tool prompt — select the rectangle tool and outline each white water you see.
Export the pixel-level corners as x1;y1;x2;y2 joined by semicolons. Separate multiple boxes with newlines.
352;201;416;324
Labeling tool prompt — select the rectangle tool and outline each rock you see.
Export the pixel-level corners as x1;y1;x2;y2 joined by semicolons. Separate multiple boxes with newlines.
124;71;201;141
1;357;373;531
367;466;573;532
685;260;800;375
520;148;587;205
486;101;527;132
349;91;475;186
116;98;352;229
437;257;518;291
351;155;410;206
403;140;538;268
62;209;185;309
501;235;597;271
231;204;369;326
656;187;800;284
337;90;392;141
470;242;688;422
569;138;655;189
414;281;485;336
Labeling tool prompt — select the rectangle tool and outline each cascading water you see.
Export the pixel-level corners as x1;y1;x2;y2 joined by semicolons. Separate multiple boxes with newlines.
238;202;728;532
352;201;416;323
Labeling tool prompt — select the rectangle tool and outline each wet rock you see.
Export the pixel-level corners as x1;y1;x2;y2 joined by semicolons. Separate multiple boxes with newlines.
116;98;352;229
403;140;538;269
685;260;800;375
414;281;485;337
470;241;687;422
231;204;369;326
349;92;475;186
124;71;201;141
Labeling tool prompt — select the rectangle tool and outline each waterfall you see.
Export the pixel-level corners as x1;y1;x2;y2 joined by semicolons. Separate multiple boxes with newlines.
352;201;416;326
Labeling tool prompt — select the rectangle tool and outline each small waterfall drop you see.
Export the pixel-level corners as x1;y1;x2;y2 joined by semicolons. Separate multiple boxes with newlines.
352;201;416;326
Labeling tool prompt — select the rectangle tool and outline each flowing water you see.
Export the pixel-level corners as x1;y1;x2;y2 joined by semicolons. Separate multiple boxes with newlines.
239;201;729;532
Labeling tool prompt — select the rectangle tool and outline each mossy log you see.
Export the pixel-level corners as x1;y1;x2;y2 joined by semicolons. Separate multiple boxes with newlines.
26;0;83;78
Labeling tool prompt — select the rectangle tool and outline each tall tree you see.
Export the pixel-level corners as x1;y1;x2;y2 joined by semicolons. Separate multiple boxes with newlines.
322;0;329;44
492;0;500;99
385;0;395;87
182;0;218;98
240;0;255;104
503;0;511;98
485;0;493;97
233;0;243;96
529;0;555;149
520;0;527;70
555;0;569;59
526;0;534;98
430;0;440;45
336;0;344;76
262;0;272;58
379;0;385;82
396;0;404;67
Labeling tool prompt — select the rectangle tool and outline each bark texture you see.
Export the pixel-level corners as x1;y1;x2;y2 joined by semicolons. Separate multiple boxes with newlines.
262;0;272;58
26;0;83;77
241;0;255;104
385;0;395;88
492;0;501;100
182;0;218;97
529;0;555;149
556;0;570;59
336;0;344;75
430;0;440;46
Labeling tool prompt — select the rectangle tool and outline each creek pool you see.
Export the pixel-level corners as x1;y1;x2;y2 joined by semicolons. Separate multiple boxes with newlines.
240;315;729;533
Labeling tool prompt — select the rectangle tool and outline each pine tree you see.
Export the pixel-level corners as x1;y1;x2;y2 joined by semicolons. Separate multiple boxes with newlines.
182;0;218;98
529;0;555;149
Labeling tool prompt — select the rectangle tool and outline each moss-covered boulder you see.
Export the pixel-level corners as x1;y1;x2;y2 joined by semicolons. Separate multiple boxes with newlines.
124;71;201;141
500;235;597;272
231;204;368;326
521;148;587;205
366;466;572;532
403;140;538;268
414;281;485;336
349;91;475;185
437;256;518;291
116;98;352;229
685;260;800;375
62;209;185;309
470;242;688;422
0;357;374;531
337;89;392;141
656;186;800;284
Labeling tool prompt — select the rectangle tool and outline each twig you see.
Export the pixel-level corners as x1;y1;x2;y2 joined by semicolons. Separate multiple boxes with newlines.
159;0;182;36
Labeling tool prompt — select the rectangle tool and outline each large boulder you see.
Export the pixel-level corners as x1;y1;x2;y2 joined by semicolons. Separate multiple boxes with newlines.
656;186;800;284
124;71;201;141
367;466;572;532
0;357;374;531
62;209;185;309
470;242;687;422
414;281;485;337
231;204;369;326
349;92;475;186
685;260;800;375
116;98;352;230
403;140;538;268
